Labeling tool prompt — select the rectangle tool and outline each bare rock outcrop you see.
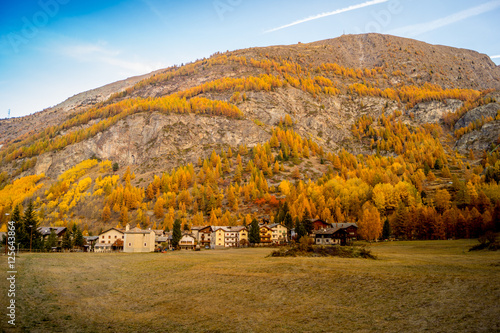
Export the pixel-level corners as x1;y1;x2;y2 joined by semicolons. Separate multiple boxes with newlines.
407;99;462;124
454;120;500;152
34;112;269;177
454;103;500;130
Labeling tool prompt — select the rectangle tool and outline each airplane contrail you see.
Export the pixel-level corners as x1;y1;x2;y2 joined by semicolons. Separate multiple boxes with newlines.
265;0;389;33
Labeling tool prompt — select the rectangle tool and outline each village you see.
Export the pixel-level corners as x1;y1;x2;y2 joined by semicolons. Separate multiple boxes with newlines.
31;219;358;253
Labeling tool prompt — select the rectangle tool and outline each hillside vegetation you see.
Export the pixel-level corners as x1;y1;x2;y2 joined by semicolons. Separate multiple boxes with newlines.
0;33;499;239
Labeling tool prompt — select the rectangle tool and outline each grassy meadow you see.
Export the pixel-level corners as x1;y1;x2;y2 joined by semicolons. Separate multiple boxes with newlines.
1;240;499;333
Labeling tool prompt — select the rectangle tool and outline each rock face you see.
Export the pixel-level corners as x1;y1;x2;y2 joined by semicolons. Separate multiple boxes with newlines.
35;112;270;177
454;103;500;130
32;85;394;178
455;120;500;152
4;33;500;181
408;99;463;124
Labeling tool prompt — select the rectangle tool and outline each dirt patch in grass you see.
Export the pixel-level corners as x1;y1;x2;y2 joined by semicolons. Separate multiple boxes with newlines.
1;240;499;333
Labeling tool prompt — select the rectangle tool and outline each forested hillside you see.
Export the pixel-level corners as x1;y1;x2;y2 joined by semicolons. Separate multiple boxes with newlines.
0;33;499;239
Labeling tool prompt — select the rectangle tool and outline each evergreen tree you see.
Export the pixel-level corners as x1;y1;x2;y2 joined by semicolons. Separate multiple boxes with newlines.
493;202;500;232
248;218;260;244
11;205;28;249
295;218;307;241
172;219;182;249
283;212;293;230
45;229;58;251
302;218;313;234
62;231;72;250
73;227;85;249
382;218;391;239
23;201;42;250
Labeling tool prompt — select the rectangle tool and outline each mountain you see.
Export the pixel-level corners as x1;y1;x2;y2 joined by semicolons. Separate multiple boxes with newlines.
0;33;499;238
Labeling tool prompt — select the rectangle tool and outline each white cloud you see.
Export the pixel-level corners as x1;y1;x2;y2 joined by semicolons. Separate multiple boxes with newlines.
61;41;120;59
490;55;500;59
389;0;500;37
265;0;389;33
58;41;164;74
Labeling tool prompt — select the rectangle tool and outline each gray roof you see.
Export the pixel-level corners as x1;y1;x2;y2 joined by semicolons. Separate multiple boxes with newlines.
156;236;169;242
38;227;66;236
330;223;358;229
190;226;205;231
125;230;154;234
267;223;288;229
211;226;247;232
314;227;347;236
84;236;99;241
99;227;124;235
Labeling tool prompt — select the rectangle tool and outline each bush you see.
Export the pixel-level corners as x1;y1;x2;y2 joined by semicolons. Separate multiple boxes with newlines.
268;243;376;259
469;231;498;251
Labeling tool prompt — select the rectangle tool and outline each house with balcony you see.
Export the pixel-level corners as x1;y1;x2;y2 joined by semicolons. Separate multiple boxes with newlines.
314;227;348;246
210;226;248;249
259;225;273;245
311;219;331;231
193;226;212;248
179;234;196;250
96;227;124;252
268;223;289;244
331;223;358;241
38;227;67;248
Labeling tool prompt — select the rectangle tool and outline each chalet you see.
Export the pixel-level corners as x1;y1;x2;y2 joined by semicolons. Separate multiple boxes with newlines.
268;223;288;244
38;227;67;247
210;226;248;249
314;227;348;246
155;236;170;250
83;236;99;251
96;227;124;252
211;227;225;248
179;234;196;250
331;223;358;241
190;226;203;240
123;224;155;253
259;225;273;245
311;219;331;231
195;226;212;248
236;226;248;247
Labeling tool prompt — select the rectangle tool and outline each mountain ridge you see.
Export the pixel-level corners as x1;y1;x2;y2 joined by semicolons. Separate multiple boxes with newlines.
0;33;499;236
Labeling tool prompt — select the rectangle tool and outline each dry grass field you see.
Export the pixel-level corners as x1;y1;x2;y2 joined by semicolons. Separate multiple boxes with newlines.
1;240;499;333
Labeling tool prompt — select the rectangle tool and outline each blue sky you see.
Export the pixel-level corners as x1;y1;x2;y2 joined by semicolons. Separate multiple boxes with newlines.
0;0;499;118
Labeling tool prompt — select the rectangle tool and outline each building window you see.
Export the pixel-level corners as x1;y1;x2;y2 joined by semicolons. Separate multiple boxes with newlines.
144;243;147;247
108;236;111;239
128;243;131;247
115;235;117;239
